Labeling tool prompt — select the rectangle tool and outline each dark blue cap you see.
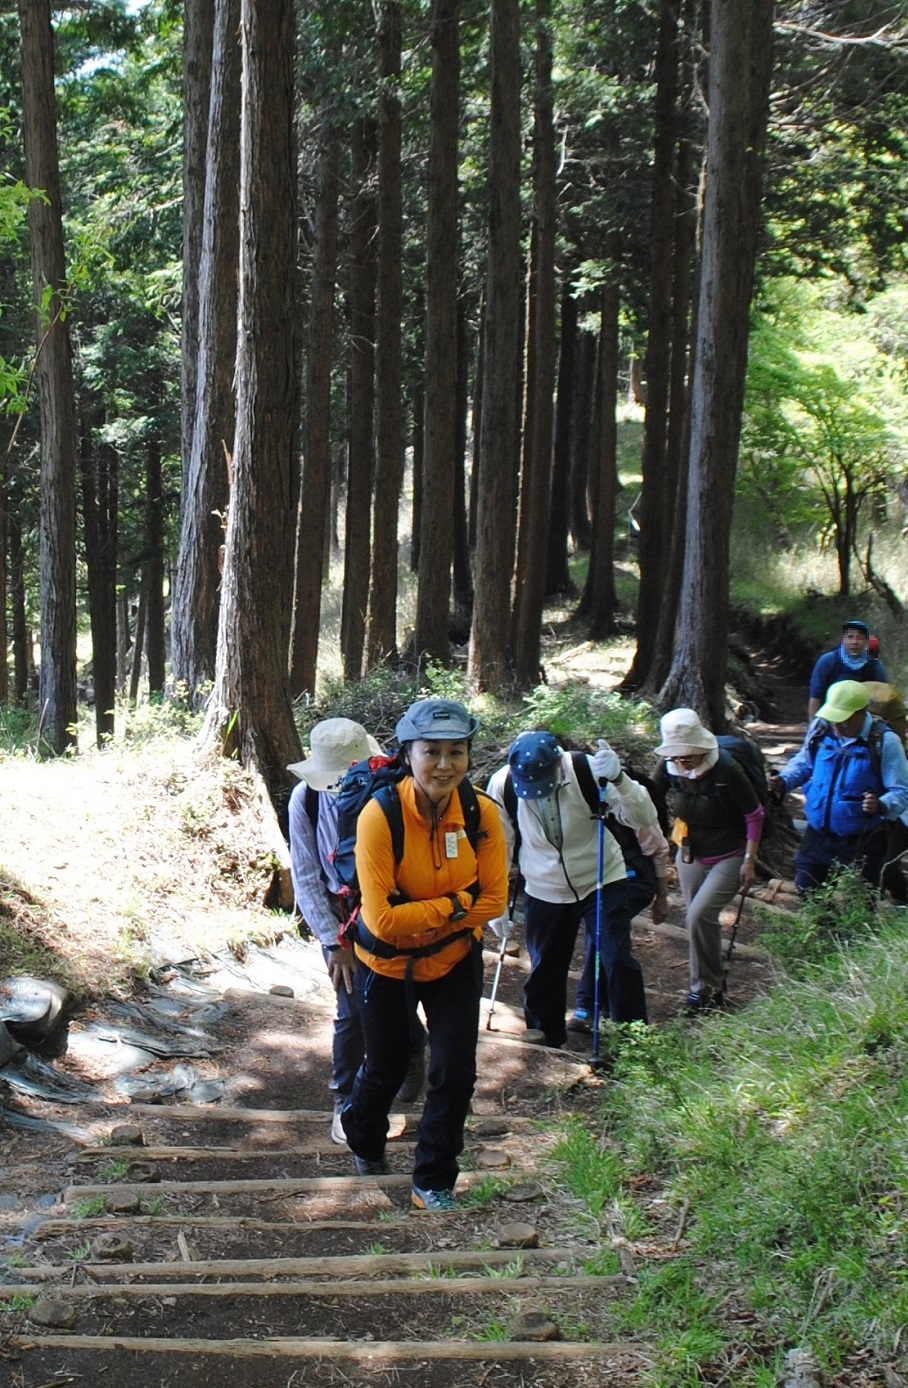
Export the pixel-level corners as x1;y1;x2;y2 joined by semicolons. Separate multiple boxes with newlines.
508;731;562;800
842;619;869;635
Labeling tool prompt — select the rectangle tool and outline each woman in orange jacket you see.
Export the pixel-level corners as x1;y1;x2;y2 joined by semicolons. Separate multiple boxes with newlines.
340;698;507;1211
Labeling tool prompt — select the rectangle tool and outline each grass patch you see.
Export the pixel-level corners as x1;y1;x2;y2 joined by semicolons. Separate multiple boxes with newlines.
543;888;908;1384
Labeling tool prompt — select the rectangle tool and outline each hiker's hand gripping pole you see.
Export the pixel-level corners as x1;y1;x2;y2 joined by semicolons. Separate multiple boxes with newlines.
486;871;523;1030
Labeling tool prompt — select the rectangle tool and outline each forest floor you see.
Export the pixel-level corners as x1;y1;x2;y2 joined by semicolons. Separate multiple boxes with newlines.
0;633;815;1387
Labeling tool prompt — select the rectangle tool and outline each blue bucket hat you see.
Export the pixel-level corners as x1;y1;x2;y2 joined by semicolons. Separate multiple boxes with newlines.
508;731;562;800
395;698;479;744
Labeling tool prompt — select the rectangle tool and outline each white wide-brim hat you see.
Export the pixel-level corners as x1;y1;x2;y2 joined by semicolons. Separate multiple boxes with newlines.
655;707;719;759
287;718;381;792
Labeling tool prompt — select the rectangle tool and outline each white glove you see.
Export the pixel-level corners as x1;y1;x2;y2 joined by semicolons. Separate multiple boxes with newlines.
592;739;621;784
487;915;510;942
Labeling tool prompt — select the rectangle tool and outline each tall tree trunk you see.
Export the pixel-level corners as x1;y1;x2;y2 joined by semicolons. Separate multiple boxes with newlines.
366;1;404;668
569;325;595;552
291;119;340;698
129;574;147;707
8;502;29;706
545;285;577;596
512;0;556;688
172;0;240;706
145;437;166;699
648;78;697;693
19;0;78;755
414;0;461;663
451;291;472;620
659;0;774;727
202;0;302;801
79;430;118;743
467;0;522;691
179;0;213;503
341;115;377;681
625;0;681;689
580;272;620;637
116;588;130;695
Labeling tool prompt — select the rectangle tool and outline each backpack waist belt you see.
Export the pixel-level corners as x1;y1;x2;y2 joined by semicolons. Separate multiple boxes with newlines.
355;921;476;961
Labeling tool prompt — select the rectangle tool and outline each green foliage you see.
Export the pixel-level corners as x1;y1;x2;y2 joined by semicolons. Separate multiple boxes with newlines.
756;866;882;971
546;919;908;1382
519;682;658;763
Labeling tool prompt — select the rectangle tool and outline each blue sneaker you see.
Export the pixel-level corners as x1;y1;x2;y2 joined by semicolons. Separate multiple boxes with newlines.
411;1185;456;1211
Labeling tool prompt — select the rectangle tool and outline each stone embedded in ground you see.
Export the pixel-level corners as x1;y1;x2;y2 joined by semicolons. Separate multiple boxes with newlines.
509;1310;561;1341
29;1296;77;1331
503;1182;545;1202
128;1087;164;1104
91;1231;134;1261
270;984;295;997
476;1147;510;1170
497;1221;539;1248
105;1191;141;1214
109;1124;145;1146
0;976;69;1043
126;1161;162;1183
471;1118;509;1138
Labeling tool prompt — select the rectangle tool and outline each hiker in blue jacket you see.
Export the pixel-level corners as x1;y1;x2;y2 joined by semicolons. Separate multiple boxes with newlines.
808;619;886;721
769;679;908;895
287;718;425;1143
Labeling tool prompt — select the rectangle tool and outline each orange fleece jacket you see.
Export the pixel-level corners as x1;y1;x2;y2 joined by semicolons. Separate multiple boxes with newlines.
353;775;508;982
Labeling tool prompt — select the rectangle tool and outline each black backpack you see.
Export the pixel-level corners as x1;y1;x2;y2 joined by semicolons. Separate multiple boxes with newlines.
332;753;484;957
715;734;769;806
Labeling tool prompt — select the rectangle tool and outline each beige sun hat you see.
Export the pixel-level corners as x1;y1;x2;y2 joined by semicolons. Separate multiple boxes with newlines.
655;708;719;759
287;718;381;792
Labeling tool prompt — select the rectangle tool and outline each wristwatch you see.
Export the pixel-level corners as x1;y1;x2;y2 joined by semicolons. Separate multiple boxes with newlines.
447;894;467;922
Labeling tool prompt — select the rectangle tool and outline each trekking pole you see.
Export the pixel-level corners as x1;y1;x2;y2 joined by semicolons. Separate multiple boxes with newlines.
486;872;523;1030
725;885;750;962
591;774;608;1064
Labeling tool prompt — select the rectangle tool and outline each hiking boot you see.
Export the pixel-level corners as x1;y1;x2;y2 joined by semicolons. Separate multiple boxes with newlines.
394;1042;427;1106
331;1097;348;1147
566;1009;592;1034
353;1154;389;1177
411;1185;456;1211
683;987;727;1016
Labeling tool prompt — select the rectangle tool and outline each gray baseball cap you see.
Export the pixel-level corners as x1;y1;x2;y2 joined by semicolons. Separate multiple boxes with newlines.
395;698;479;743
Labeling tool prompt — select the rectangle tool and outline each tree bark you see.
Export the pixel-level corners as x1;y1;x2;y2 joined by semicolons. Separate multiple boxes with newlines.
545;285;577;596
625;0;681;688
0;475;8;706
366;1;404;669
19;0;78;755
291;118;340;698
172;0;239;707
179;0;213;502
414;0;461;664
79;430;118;742
467;0;522;692
569;325;595;552
451;290;473;620
512;0;556;688
8;502;29;706
202;0;302;801
341;115;377;681
145;437;166;699
580;272;620;638
659;0;774;727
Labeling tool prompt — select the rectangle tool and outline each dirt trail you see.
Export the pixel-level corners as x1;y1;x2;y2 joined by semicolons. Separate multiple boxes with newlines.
0;651;814;1385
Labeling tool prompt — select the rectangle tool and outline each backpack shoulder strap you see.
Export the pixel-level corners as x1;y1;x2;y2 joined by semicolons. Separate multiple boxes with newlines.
808;718;831;758
501;770;522;865
372;783;406;866
457;779;483;851
304;783;320;829
867;716;888;780
570;750;600;814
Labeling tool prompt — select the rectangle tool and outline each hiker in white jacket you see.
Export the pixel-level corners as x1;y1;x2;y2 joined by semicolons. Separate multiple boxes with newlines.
486;732;654;1047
